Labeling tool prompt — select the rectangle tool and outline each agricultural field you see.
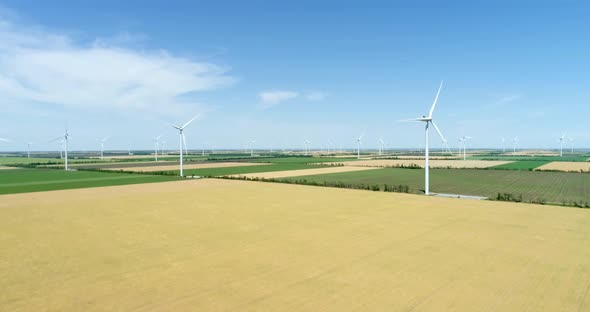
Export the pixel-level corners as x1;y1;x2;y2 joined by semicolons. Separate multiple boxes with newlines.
488;160;551;170
328;159;512;169
1;179;589;311
230;165;379;179
182;163;317;177
103;161;269;172
470;154;590;162
276;168;590;204
536;161;590;172
0;168;179;195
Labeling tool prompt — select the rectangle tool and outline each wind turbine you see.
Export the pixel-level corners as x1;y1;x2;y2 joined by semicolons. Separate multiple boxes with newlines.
98;136;110;160
558;134;565;157
459;136;472;160
378;137;385;156
250;140;256;157
501;137;506;153
356;132;364;159
153;135;162;161
512;137;519;153
304;139;310;155
128;143;132;156
400;80;447;195
170;114;200;177
49;127;71;171
569;137;574;153
26;142;33;158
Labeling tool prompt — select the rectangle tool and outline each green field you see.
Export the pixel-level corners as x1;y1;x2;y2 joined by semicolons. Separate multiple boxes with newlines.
276;168;590;205
0;169;179;195
488;160;551;170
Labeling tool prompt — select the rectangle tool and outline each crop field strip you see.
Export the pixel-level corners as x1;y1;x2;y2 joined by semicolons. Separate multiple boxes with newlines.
487;160;551;170
327;159;513;169
228;166;380;179
102;161;269;172
275;167;590;204
536;161;590;172
182;163;319;177
0;168;179;195
1;179;589;311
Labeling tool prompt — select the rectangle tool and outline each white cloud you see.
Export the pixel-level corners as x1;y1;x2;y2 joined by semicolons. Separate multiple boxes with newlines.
258;90;298;108
0;17;234;115
305;91;328;101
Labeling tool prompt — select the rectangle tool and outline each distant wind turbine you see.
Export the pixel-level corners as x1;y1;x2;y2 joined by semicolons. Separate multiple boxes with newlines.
378;137;385;156
559;134;565;157
399;80;448;195
27;142;33;158
153;135;162;161
356;131;364;159
501;137;506;153
250;140;256;157
99;136;110;160
170;114;200;177
49;127;71;171
512;137;519;153
569;137;574;153
459;136;472;160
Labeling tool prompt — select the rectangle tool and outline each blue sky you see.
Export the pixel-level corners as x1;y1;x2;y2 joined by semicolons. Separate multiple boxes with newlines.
0;1;589;152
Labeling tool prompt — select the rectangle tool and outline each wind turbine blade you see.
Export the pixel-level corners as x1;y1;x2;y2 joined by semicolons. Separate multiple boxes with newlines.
396;118;422;123
181;114;200;129
169;124;181;130
428;80;443;118
48;136;63;143
0;138;9;142
430;121;448;146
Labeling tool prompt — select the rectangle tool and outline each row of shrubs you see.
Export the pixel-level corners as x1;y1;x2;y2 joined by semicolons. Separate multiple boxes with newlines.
223;175;412;194
494;192;590;208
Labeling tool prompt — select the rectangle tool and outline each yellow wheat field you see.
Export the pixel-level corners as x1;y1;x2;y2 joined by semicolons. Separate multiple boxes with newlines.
229;165;379;179
104;161;268;172
327;159;512;169
536;161;590;172
1;179;590;311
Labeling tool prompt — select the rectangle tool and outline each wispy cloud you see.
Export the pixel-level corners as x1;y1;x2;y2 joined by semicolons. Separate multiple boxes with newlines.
257;90;328;109
0;16;234;116
258;90;299;108
305;91;328;101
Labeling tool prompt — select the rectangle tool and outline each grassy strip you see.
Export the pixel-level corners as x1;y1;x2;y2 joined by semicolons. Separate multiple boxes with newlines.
0;168;179;195
487;160;551;170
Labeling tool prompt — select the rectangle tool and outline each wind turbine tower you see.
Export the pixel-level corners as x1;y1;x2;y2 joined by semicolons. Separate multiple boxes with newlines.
400;80;448;195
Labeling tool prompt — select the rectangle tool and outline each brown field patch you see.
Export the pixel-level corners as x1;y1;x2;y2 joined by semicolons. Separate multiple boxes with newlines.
103;161;268;172
229;165;379;179
328;159;512;169
536;161;590;172
1;179;590;311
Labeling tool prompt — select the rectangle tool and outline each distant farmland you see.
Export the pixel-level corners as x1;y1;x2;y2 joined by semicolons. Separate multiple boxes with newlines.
0;169;179;195
276;168;590;205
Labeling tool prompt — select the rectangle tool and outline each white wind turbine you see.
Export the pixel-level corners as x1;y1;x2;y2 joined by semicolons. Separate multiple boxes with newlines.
558;134;565;157
98;136;110;160
569;137;574;153
459;136;472;160
378;137;385;156
128;143;132;156
355;131;364;159
49;127;71;171
304;139;310;155
170;114;200;177
512;137;519;153
250;140;256;157
400;80;447;195
501;137;506;153
27;142;33;158
153;135;162;161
